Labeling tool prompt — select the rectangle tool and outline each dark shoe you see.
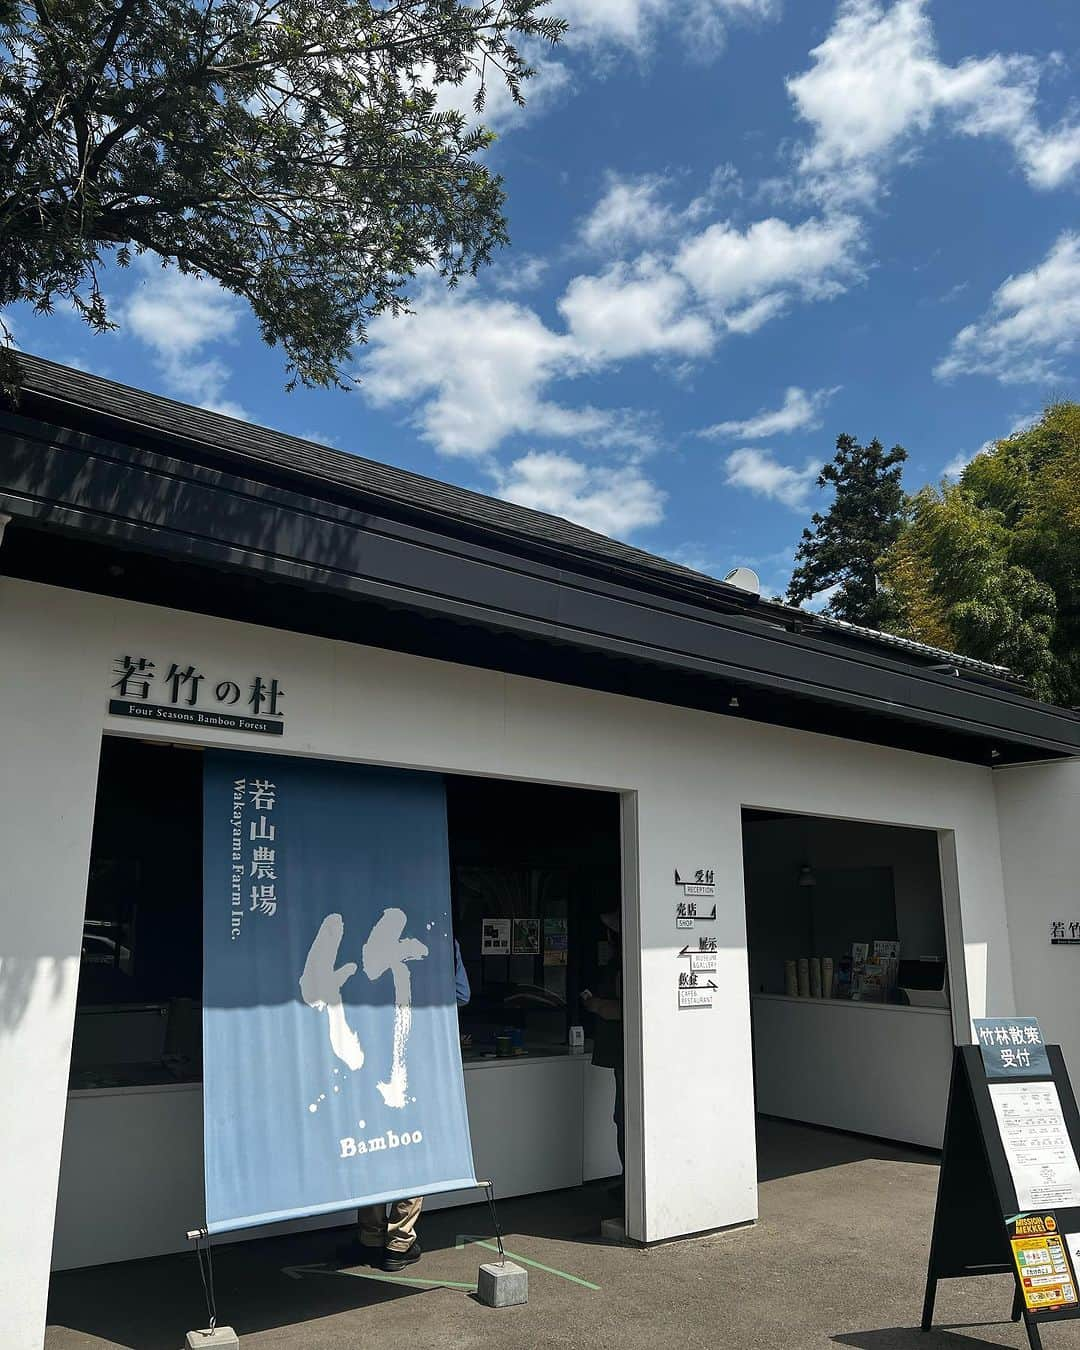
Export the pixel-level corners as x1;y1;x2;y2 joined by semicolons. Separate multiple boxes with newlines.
382;1238;422;1272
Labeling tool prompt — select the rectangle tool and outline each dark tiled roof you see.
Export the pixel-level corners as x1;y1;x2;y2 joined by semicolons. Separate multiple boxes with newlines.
13;351;1016;684
15;352;723;592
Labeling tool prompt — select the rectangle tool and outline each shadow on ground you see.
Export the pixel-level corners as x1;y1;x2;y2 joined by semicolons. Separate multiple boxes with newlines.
834;1324;1026;1350
47;1182;618;1350
756;1114;939;1183
51;1121;1034;1350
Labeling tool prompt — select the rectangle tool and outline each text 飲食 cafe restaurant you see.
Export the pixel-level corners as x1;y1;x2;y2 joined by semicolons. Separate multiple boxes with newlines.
4;355;1080;1349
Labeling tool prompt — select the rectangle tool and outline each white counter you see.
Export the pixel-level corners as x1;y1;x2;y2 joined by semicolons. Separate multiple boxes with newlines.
751;994;953;1149
52;1054;621;1270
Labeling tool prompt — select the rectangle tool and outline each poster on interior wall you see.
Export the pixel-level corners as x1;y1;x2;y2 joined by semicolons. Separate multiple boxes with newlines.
201;751;476;1236
481;918;511;955
543;917;568;966
512;918;540;955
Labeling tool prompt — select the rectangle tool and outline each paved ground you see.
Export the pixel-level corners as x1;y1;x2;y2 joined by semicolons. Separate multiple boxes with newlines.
47;1119;1072;1349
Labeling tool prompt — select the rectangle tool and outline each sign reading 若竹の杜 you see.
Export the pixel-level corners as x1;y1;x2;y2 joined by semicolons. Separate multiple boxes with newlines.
202;751;476;1236
1051;921;1080;945
974;1017;1051;1079
110;653;286;735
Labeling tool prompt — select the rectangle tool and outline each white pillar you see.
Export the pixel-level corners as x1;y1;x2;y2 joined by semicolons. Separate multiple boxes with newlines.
0;580;104;1349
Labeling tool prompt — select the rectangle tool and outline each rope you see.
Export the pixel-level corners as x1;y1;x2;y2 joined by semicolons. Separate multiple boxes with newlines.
482;1181;506;1264
192;1228;218;1332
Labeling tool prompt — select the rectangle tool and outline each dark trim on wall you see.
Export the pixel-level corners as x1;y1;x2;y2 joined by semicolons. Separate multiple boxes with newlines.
3;407;1079;765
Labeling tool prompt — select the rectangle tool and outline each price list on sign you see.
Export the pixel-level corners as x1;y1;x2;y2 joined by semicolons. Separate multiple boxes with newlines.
990;1081;1080;1210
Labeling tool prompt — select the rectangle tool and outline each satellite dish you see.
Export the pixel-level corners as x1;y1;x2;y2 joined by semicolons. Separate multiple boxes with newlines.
724;566;761;597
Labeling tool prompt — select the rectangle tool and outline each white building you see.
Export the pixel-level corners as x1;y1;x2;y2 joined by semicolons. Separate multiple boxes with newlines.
3;355;1079;1349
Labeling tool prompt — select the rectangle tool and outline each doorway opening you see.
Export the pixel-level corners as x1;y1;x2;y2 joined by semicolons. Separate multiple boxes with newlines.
55;737;626;1274
741;807;956;1176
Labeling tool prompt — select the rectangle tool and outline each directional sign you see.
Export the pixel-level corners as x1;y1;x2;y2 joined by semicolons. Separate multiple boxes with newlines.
678;945;718;973
675;866;715;887
678;977;717;1009
675;902;717;927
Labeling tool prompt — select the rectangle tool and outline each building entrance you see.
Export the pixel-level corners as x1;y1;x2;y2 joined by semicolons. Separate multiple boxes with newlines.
53;738;626;1272
742;808;957;1153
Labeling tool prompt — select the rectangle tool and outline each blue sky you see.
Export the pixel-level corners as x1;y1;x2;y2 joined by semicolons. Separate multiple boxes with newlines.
12;0;1080;599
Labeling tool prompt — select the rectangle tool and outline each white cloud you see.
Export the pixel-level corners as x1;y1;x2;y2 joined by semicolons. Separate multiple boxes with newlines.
122;264;247;416
557;0;776;61
935;232;1080;385
433;52;573;134
493;255;550;294
675;214;864;328
363;291;654;458
702;385;838;439
661;543;729;578
724;447;819;509
942;411;1038;479
430;1;776;137
801;582;841;612
559;258;715;363
364;178;865;459
579;173;680;252
493;450;665;538
1007;410;1040;437
665;542;797;595
363;293;568;457
787;0;1080;202
300;429;339;448
578;168;744;256
942;448;979;481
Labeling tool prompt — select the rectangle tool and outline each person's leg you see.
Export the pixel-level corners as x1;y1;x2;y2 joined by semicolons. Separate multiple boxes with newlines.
382;1197;423;1269
356;1204;387;1253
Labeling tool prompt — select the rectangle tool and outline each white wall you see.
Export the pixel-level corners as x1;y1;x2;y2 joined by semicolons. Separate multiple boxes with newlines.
751;997;953;1147
0;577;1018;1347
996;760;1080;1077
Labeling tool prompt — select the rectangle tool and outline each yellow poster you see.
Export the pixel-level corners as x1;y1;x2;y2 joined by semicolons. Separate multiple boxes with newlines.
1010;1218;1079;1313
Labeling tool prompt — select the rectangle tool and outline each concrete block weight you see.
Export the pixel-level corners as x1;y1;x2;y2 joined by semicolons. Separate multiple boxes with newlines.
185;1328;240;1348
477;1259;528;1307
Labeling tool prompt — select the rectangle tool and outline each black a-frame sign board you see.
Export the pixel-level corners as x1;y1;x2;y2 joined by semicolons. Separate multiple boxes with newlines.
923;1044;1080;1349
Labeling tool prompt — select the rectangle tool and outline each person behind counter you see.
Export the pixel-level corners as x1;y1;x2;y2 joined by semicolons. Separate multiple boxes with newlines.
349;937;471;1271
581;910;623;1187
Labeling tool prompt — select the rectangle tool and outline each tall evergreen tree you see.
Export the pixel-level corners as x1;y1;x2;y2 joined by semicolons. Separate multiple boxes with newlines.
787;433;908;628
